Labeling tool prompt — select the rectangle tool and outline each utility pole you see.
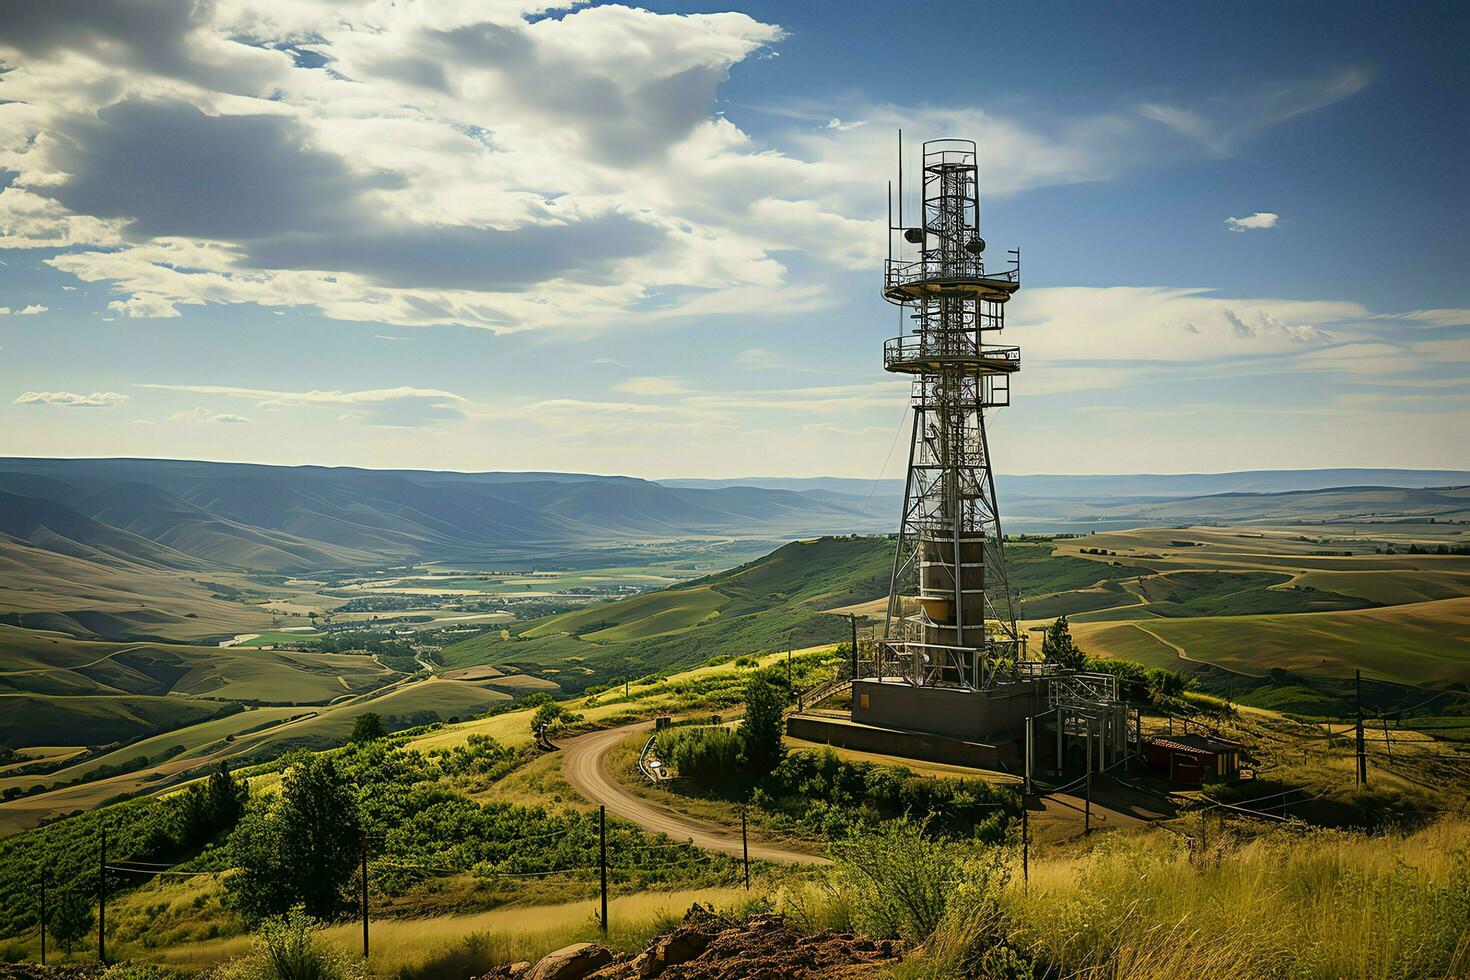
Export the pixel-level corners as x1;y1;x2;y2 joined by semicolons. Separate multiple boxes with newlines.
741;807;750;890
1084;771;1092;835
1021;804;1029;890
360;836;369;960
1024;715;1034;795
599;805;608;934
97;823;106;965
39;871;46;966
786;647;792;686
1355;669;1368;786
848;614;858;680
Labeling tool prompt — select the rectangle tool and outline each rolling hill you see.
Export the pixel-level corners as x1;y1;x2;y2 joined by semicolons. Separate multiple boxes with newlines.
0;457;896;643
0;459;892;574
441;535;895;689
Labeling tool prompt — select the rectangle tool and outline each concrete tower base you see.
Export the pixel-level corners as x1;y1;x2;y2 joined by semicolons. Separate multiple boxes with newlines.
850;677;1044;744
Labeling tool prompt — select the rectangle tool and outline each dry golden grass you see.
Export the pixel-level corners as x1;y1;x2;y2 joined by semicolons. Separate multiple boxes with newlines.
128;886;758;976
1000;816;1470;979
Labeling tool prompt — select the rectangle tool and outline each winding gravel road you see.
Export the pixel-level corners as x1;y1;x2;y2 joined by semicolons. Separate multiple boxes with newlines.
559;721;830;865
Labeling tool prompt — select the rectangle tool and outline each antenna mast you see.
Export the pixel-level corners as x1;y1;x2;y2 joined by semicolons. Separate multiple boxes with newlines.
878;137;1024;690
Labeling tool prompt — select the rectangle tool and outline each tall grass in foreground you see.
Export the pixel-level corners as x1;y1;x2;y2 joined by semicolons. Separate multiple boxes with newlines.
1003;816;1470;980
782;816;1470;980
318;887;760;980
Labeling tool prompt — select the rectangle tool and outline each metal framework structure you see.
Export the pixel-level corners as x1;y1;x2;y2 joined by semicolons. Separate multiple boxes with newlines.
876;136;1024;691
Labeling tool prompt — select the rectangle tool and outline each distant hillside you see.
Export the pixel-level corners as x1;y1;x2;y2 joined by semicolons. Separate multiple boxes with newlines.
0;459;890;576
1003;484;1470;529
664;469;1470;499
441;535;894;689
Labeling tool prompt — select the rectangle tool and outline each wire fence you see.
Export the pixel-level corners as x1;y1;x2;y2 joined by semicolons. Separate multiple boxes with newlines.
31;803;754;967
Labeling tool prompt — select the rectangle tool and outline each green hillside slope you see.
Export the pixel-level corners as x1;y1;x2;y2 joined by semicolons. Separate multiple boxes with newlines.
442;536;893;689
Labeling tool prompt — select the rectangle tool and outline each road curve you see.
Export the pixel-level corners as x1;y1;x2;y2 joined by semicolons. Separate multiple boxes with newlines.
559;721;829;865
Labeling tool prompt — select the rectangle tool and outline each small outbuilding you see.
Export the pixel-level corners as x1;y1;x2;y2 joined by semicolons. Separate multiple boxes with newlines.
1145;732;1243;784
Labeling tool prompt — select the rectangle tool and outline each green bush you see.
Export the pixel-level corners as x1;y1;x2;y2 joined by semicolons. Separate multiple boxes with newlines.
755;749;1019;841
658;727;743;786
221;908;365;980
829;818;983;942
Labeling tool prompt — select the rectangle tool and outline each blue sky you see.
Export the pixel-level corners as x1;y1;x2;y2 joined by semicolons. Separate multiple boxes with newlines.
0;0;1465;478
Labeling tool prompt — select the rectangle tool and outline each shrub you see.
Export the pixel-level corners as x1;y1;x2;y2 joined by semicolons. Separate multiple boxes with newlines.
221;908;365;980
756;749;1019;841
828;818;975;942
658;727;743;786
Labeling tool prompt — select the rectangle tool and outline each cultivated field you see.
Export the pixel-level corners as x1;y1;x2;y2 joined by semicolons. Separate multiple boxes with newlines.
1018;525;1470;689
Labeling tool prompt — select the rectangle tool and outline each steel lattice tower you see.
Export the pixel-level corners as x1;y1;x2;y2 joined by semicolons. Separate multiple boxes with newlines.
878;137;1024;690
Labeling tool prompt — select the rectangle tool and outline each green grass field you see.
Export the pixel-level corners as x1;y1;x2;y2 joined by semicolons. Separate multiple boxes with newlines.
0;625;400;705
1075;597;1470;687
0;694;229;750
441;537;892;688
521;586;726;641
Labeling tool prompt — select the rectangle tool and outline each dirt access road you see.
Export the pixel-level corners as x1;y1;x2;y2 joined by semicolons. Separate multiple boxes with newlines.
559;721;830;865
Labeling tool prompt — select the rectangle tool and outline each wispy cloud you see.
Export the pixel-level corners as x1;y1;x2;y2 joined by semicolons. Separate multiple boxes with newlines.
167;407;251;424
136;383;469;427
613;376;689;396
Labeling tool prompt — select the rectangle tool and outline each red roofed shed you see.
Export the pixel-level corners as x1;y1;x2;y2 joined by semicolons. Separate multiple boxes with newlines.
1145;732;1242;784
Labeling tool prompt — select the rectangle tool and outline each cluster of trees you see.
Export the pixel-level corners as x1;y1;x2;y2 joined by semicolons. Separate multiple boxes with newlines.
522;692;582;737
0;763;251;954
219;736;732;922
141;762;250;857
753;750;1021;841
655;668;790;788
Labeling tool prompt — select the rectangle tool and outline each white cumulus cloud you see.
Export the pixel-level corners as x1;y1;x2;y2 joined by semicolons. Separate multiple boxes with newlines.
1225;211;1280;232
13;389;128;407
0;3;1363;333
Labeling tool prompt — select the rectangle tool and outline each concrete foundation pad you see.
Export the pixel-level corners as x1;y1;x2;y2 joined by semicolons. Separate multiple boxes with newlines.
786;712;1019;771
850;677;1044;744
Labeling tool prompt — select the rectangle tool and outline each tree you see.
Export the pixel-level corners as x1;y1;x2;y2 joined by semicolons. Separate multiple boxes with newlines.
530;700;580;736
740;672;789;774
351;712;386;743
1041;615;1085;670
143;761;250;857
226;754;362;921
50;889;91;956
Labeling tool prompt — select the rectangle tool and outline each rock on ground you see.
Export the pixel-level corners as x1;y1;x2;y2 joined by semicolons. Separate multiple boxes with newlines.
476;905;903;980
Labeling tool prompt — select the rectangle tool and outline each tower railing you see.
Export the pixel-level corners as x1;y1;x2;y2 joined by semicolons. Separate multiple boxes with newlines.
883;255;1019;295
883;337;1020;372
